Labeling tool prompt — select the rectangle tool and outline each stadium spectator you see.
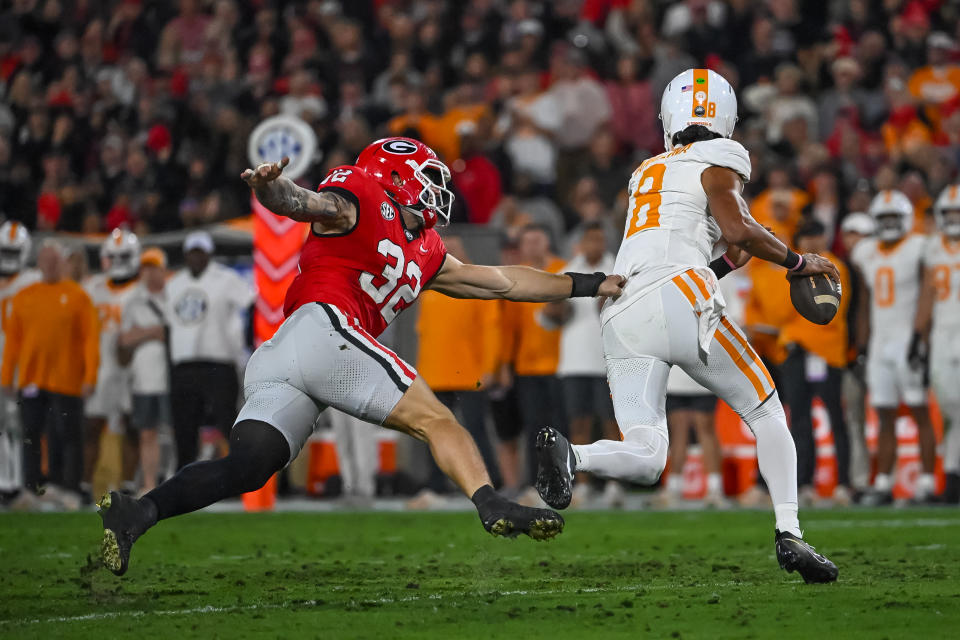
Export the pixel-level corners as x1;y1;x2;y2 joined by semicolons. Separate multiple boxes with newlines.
411;235;502;507
1;239;98;507
498;224;565;493
778;221;853;506
327;409;380;505
119;248;170;494
542;222;621;507
605;54;662;157
165;231;254;469
653;367;727;509
838;212;875;494
0;222;40;498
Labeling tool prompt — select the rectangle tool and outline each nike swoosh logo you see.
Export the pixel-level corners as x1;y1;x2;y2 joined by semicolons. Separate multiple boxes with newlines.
419;244;429;254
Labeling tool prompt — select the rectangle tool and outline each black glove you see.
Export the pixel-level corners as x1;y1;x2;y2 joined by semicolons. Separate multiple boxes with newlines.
849;347;867;384
907;331;928;373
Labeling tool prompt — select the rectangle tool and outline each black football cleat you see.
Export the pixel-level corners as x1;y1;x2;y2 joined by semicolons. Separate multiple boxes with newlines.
479;498;564;541
775;530;838;584
535;427;575;510
97;491;154;576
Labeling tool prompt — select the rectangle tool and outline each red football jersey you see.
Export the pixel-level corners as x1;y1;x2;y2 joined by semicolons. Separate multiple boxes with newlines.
284;165;448;337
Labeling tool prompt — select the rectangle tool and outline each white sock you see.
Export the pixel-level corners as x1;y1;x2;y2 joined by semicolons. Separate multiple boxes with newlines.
572;425;669;485
874;472;893;492
740;392;801;533
666;473;683;494
774;503;802;537
572;445;585;470
706;472;723;495
916;473;936;499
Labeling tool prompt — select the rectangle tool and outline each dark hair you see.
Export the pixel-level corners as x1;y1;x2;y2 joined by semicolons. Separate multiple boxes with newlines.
520;223;551;236
671;124;722;147
793;219;827;244
581;220;606;234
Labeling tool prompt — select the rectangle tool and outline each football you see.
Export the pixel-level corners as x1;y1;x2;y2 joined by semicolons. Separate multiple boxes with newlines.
789;272;842;325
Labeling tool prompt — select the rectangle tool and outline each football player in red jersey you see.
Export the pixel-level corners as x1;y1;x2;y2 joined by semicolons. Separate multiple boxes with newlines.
97;137;625;575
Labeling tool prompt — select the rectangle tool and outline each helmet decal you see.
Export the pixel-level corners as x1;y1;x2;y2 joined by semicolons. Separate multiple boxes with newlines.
355;137;454;228
691;69;709;117
381;139;419;155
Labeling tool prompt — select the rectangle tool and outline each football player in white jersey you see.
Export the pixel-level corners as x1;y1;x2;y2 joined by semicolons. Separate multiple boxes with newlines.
84;229;142;496
536;68;841;583
850;190;937;504
915;185;960;502
0;221;41;495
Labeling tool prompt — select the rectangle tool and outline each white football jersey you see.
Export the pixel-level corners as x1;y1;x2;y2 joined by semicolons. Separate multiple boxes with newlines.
925;234;960;335
603;138;750;323
0;269;41;357
850;234;927;346
85;274;140;379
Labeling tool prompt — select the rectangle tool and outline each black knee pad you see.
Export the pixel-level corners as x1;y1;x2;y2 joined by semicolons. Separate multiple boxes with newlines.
229;420;290;486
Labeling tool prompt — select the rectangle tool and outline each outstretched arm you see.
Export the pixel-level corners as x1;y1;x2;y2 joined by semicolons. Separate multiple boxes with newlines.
702;166;840;281
428;254;625;301
241;157;355;227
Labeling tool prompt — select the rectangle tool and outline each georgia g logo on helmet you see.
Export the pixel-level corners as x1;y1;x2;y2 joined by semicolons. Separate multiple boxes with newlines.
381;139;419;155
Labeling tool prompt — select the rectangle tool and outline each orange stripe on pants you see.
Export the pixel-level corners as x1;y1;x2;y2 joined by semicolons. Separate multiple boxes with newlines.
686;270;711;300
720;317;774;391
672;273;699;308
714;327;767;402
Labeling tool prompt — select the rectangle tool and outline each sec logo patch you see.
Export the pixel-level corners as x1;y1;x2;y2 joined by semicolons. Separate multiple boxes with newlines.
174;289;209;325
381;202;396;220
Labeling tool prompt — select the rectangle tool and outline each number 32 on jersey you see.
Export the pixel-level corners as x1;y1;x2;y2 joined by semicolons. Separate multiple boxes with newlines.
359;239;422;323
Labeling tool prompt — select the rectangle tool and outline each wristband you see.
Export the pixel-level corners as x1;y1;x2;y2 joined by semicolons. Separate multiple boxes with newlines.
709;255;738;279
567;271;606;297
782;249;804;271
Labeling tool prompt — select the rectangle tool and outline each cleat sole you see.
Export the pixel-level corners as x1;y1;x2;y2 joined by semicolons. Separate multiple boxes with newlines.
97;492;112;512
527;518;563;541
101;530;123;575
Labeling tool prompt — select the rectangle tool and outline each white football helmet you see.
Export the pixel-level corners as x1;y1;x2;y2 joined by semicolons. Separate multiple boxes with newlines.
101;228;141;281
867;190;914;242
660;68;738;150
934;184;960;238
0;220;31;276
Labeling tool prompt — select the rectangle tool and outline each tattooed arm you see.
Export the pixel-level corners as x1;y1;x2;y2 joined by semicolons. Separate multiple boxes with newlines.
241;157;356;230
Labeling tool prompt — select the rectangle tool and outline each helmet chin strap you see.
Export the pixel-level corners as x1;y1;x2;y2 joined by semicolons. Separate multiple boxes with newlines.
391;197;425;233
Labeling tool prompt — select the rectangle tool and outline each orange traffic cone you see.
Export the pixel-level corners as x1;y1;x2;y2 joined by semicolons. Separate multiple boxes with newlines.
242;474;277;511
306;433;341;496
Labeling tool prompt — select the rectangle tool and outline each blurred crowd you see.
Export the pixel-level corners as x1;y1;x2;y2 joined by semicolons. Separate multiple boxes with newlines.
1;0;959;242
2;0;960;509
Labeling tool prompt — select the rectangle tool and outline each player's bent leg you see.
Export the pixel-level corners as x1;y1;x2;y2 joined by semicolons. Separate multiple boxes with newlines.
385;377;563;540
537;356;671;509
98;420;290;576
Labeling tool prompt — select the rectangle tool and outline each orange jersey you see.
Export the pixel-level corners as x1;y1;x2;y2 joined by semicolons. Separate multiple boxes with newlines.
1;280;99;396
750;188;809;244
415;290;501;391
500;257;565;377
778;252;851;368
743;258;793;365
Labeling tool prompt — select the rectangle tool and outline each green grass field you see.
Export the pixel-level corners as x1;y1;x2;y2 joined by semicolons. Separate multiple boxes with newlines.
1;507;958;638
